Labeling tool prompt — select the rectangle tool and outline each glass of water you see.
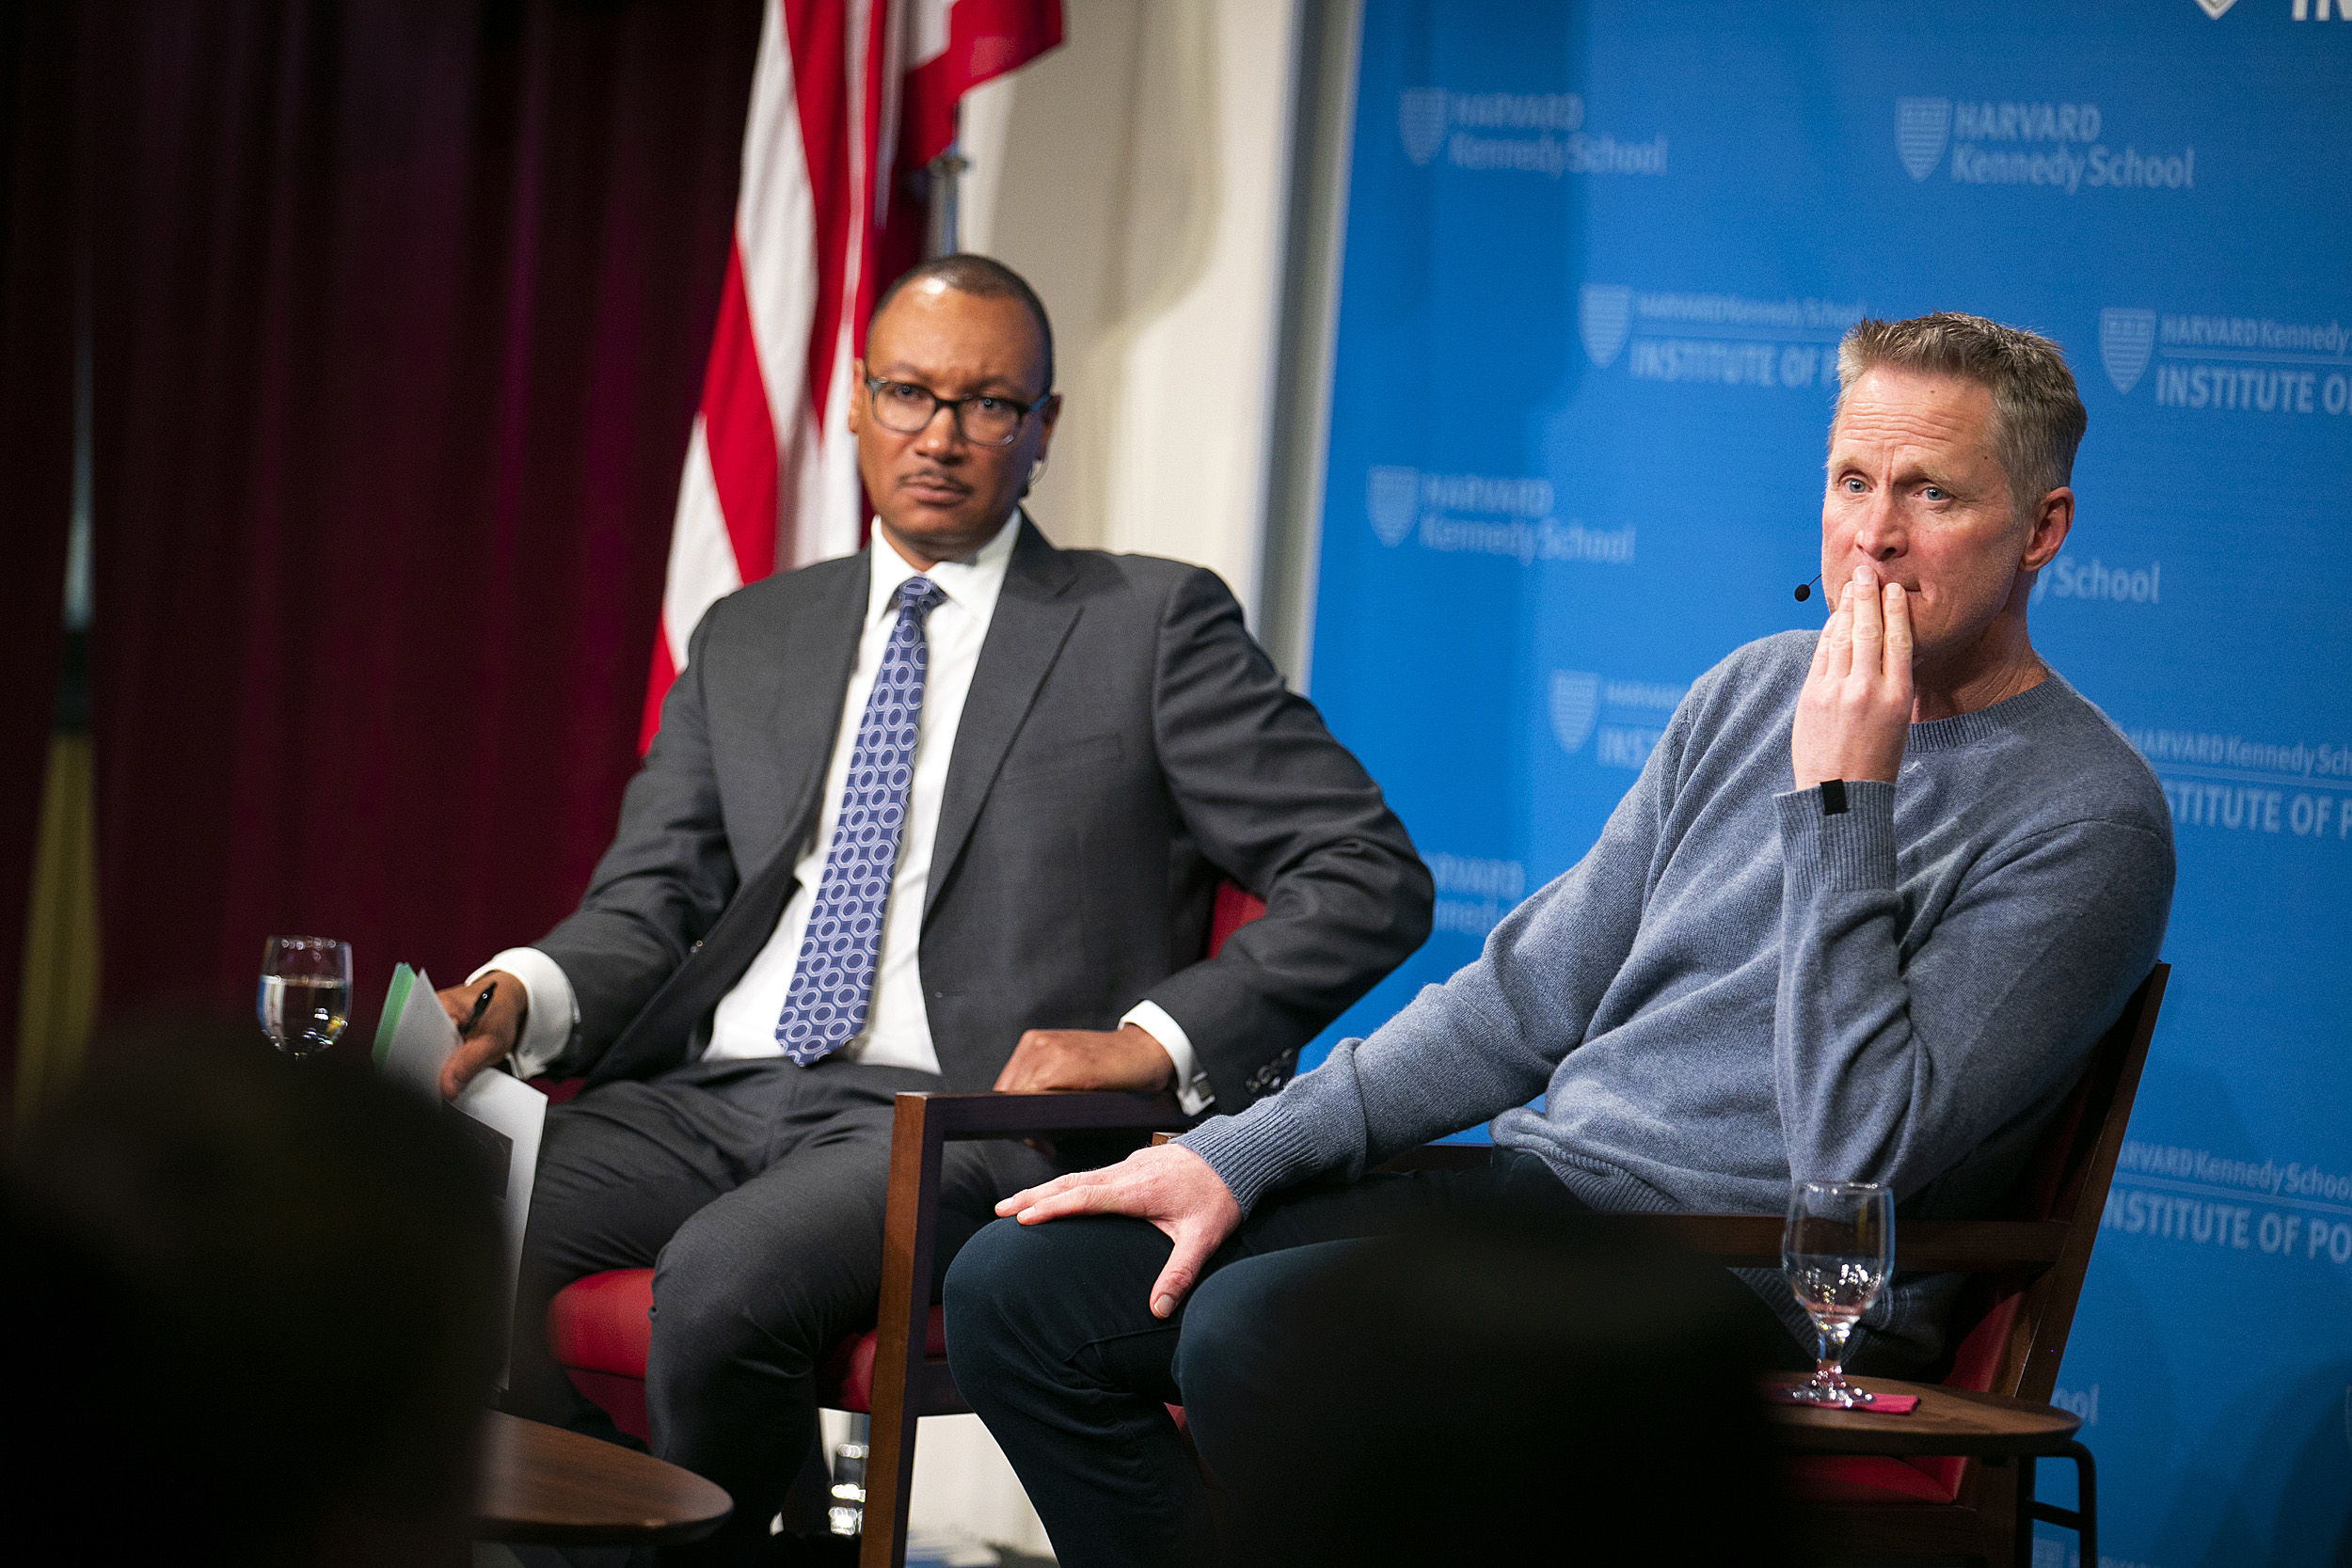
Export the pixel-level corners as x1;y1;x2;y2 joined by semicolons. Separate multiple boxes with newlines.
258;936;353;1057
1782;1180;1895;1407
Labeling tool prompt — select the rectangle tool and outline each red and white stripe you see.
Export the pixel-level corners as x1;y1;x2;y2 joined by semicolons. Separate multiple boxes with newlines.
901;0;1065;167
641;0;1064;752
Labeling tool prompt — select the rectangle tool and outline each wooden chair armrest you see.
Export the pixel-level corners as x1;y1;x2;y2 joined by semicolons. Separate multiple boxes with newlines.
900;1088;1190;1141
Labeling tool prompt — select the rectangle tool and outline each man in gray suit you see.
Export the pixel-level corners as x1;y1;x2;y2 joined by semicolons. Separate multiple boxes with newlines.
431;255;1429;1564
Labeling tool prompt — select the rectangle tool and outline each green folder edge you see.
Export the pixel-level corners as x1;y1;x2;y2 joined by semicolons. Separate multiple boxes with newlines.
372;961;415;1070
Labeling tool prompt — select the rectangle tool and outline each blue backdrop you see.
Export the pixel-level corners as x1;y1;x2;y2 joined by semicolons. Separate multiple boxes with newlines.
1297;4;2352;1562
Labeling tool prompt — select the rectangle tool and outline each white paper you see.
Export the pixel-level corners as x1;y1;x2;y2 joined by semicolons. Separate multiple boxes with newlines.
377;965;546;1387
379;962;458;1098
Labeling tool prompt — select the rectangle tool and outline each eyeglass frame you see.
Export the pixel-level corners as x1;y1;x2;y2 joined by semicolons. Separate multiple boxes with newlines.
861;375;1051;448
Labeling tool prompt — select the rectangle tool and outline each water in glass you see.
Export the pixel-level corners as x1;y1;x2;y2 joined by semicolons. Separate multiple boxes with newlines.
1782;1180;1895;1407
259;936;353;1056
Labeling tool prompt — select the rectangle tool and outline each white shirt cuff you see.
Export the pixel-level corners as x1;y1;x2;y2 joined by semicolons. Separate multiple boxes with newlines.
469;947;580;1081
1122;999;1212;1116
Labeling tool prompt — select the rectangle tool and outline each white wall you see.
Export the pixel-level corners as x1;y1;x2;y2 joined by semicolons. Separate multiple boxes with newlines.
959;0;1302;625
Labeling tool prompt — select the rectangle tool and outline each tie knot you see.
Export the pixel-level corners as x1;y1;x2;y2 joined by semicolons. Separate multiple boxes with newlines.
896;576;947;624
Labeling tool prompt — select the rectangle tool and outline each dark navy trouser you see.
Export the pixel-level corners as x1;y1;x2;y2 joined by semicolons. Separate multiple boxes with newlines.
945;1151;1810;1568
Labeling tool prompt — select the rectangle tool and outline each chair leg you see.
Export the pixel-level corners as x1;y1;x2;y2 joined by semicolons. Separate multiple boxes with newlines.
2071;1442;2097;1568
827;1413;872;1540
2025;1440;2097;1568
861;1094;946;1568
858;1418;920;1568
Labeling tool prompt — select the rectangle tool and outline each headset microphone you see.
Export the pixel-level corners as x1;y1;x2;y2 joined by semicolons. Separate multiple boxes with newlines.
1793;573;1821;602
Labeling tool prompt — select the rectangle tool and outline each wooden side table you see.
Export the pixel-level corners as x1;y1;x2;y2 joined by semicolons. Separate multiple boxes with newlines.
1767;1376;2093;1565
473;1409;733;1547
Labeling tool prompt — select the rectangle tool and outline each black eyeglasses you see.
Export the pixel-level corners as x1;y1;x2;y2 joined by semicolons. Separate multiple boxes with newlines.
863;377;1045;447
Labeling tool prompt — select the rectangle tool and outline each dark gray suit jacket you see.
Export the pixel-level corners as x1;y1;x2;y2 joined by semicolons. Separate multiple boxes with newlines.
540;519;1431;1108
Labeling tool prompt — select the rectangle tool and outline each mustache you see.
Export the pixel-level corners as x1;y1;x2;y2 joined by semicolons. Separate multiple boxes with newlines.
898;468;972;493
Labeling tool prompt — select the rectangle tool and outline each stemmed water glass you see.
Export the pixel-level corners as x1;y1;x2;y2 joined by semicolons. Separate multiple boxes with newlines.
1782;1180;1895;1407
258;935;353;1057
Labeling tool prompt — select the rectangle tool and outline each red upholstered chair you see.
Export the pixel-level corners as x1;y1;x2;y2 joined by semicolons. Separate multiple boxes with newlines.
1767;964;2166;1566
540;880;1267;1568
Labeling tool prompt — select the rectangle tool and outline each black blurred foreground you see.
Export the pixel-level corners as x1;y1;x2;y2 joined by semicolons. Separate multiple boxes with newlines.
1191;1197;1793;1568
4;1017;501;1565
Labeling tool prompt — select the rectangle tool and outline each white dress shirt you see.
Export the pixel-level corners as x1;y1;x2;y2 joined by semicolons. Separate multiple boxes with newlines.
481;513;1212;1112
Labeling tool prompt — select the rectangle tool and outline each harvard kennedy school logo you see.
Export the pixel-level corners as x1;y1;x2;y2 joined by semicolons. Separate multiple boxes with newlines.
1549;671;1601;754
1366;466;1420;546
1399;89;1448;167
1578;284;1632;369
2100;309;2157;395
1897;98;1952;182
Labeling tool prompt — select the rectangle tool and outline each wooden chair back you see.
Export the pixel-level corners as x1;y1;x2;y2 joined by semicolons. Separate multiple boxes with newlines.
1993;961;2168;1402
1894;962;2167;1520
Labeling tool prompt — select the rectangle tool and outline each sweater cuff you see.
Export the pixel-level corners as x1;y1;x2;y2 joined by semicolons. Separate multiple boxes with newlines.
1173;1094;1329;1216
1774;779;1899;895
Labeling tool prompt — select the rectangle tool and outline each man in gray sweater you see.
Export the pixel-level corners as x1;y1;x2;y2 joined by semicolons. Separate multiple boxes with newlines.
944;313;2175;1567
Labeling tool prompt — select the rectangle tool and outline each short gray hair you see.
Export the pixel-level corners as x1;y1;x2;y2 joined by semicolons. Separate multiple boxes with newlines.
1833;313;2087;517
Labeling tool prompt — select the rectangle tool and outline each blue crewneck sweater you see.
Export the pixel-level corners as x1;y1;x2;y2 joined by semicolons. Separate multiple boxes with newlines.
1180;629;2174;1362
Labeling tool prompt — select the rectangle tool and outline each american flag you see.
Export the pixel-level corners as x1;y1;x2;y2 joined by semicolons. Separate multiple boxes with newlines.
640;0;1063;751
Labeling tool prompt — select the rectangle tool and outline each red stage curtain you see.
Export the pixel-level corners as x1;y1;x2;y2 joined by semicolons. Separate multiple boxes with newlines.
78;0;764;1031
0;0;79;1099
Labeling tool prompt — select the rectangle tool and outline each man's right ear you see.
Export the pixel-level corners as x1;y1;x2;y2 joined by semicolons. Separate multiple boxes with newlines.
845;357;866;434
2022;486;2074;571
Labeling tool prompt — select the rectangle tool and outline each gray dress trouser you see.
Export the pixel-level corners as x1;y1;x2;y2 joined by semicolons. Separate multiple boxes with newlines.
501;1054;1057;1567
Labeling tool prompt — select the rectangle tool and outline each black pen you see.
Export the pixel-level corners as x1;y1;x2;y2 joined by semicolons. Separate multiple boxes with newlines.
459;979;498;1039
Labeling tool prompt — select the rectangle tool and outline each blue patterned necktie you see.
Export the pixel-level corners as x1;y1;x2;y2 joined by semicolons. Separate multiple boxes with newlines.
775;575;948;1064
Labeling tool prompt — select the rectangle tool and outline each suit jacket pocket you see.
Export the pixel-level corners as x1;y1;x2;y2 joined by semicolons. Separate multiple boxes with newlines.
997;731;1121;785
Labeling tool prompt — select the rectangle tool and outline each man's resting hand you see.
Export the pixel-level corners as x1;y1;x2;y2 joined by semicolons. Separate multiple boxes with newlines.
434;971;528;1100
995;1143;1243;1318
993;1022;1177;1095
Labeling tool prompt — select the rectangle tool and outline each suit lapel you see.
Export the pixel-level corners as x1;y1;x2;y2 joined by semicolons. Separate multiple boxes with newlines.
924;520;1081;923
587;557;869;1087
752;551;869;878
